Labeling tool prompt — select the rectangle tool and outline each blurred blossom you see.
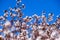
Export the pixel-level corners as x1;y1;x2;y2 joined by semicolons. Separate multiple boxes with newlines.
0;0;60;40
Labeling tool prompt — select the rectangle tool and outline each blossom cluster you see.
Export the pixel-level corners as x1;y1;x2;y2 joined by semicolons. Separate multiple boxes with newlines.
0;0;60;40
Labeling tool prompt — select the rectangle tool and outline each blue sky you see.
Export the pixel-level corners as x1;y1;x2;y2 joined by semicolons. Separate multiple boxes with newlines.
0;0;60;22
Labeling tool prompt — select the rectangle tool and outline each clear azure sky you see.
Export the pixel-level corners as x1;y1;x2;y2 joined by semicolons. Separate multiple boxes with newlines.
0;0;60;22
